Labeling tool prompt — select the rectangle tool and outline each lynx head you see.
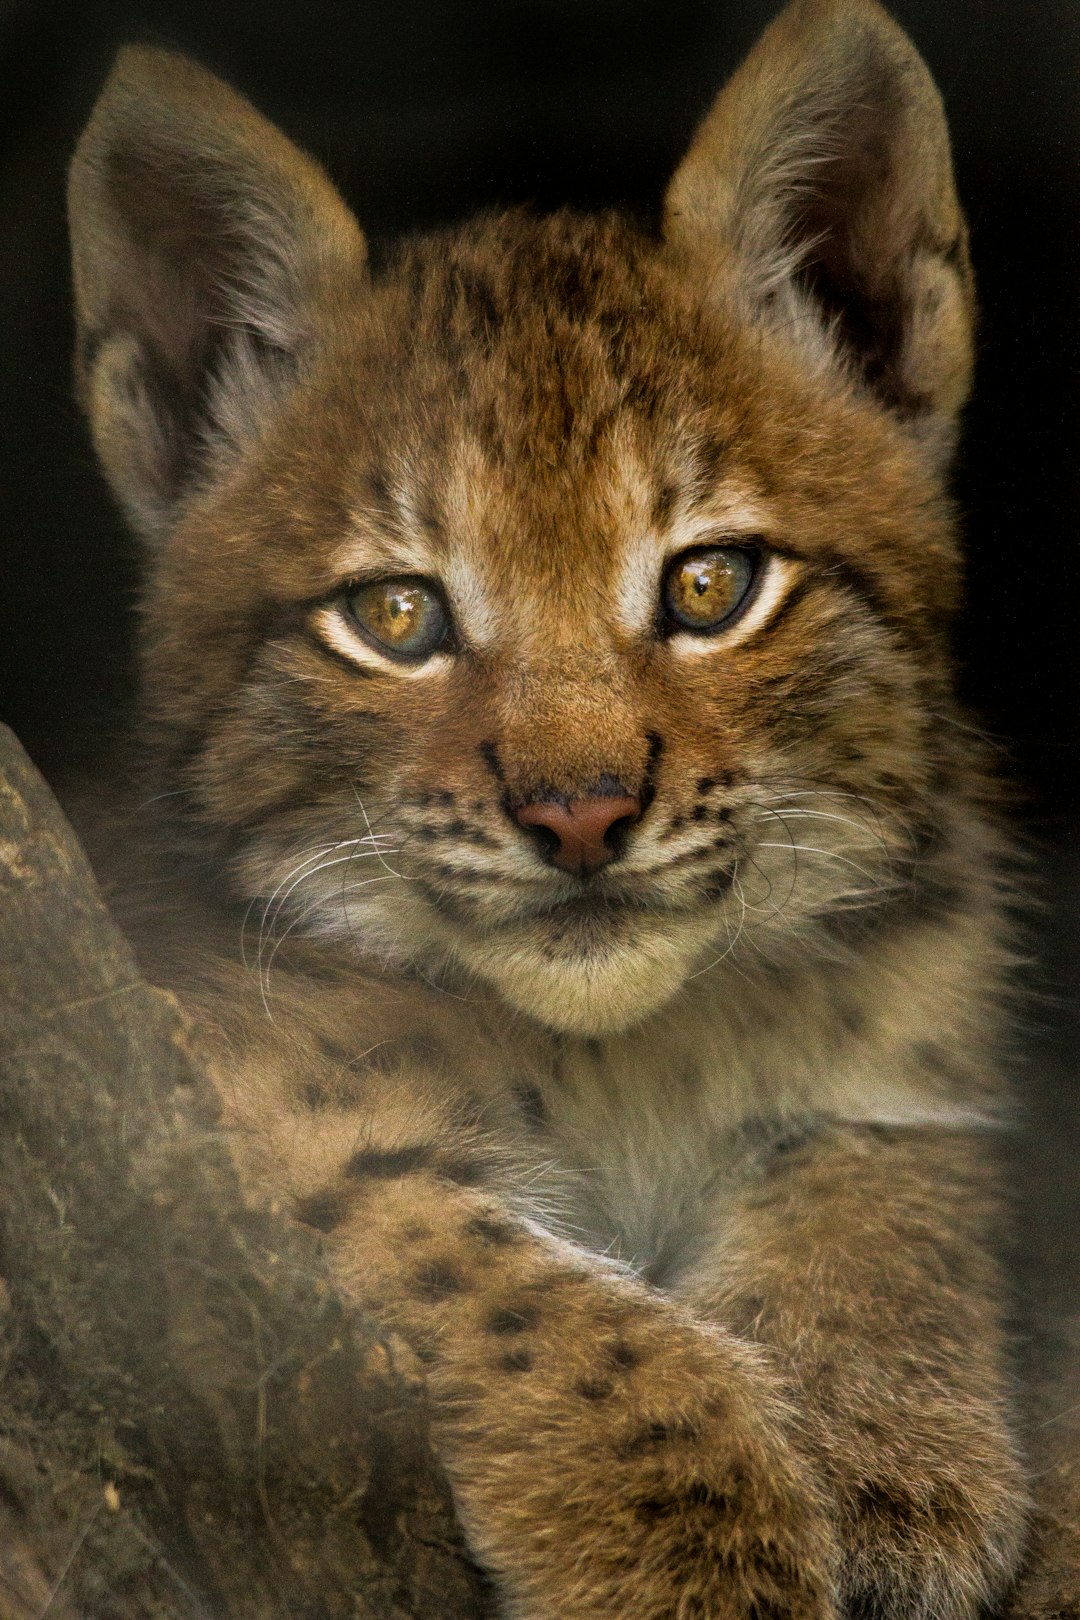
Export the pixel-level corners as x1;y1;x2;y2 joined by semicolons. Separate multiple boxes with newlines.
69;0;975;1035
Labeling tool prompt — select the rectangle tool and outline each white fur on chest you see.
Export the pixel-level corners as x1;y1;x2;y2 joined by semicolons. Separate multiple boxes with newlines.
527;954;998;1280
542;1035;736;1280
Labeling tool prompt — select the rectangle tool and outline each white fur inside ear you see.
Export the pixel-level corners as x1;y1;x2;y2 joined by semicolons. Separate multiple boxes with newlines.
203;327;298;467
663;0;974;436
69;45;367;541
85;333;182;541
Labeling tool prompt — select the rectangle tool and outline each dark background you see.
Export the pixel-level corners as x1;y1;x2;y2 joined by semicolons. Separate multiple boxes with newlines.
0;0;1077;1258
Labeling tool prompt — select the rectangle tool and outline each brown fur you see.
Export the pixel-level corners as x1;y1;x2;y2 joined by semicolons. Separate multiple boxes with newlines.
66;3;1033;1615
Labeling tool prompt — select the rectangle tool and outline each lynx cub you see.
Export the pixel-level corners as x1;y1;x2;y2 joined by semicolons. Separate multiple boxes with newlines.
68;1;1029;1615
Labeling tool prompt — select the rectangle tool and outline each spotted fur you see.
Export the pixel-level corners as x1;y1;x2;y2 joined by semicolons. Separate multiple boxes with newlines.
68;3;1030;1616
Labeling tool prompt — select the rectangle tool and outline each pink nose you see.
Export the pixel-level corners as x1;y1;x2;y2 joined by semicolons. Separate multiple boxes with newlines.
514;795;642;875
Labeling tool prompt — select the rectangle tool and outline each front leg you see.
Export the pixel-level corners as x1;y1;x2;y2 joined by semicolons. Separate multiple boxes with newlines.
293;1137;838;1620
673;1122;1028;1620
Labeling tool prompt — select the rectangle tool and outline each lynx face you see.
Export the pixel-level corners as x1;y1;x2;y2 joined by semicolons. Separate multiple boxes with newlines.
70;6;974;1034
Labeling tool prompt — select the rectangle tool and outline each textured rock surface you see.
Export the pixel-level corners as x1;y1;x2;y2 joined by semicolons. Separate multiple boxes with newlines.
0;723;489;1619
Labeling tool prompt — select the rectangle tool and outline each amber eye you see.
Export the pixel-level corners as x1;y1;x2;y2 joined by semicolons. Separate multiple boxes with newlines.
662;546;758;634
343;578;451;661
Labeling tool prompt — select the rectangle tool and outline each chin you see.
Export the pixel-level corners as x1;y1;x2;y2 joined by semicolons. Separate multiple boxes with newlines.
452;908;721;1037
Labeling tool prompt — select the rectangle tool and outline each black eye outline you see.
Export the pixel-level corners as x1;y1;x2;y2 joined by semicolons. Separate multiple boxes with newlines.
660;543;762;637
339;575;454;663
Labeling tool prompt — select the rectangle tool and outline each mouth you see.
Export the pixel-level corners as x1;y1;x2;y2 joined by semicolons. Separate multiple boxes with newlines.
523;864;736;925
502;886;707;944
528;890;646;922
413;860;734;943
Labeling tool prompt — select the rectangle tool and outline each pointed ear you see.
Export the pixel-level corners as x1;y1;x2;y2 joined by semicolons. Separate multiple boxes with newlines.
664;0;974;459
69;47;366;541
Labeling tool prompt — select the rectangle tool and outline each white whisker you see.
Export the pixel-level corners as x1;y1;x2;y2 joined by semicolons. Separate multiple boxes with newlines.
754;842;886;890
262;870;400;988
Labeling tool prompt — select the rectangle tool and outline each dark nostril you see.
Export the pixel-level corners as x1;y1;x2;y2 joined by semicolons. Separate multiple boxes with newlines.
514;795;642;875
524;819;561;866
604;807;638;859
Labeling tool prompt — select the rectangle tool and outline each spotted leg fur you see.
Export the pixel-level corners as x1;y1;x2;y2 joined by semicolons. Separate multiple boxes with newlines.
298;1150;838;1620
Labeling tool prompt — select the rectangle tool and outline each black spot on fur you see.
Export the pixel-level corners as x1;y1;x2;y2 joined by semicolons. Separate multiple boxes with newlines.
367;467;391;507
691;804;710;823
411;1260;464;1302
467;1214;520;1246
652;481;677;529
458;823;499;848
487;1305;538;1336
609;1341;639;1371
634;1496;676;1522
456;268;501;346
513;1081;548;1128
771;1127;816;1159
499;1347;534;1373
617;1417;701;1459
294;1189;346;1233
438;1154;488;1188
634;1482;728;1523
839;1000;866;1037
399;1222;433;1244
479;740;505;783
687;435;728;504
640;731;664;813
345;1145;432;1181
853;1481;920;1532
415;496;441;537
576;1377;614;1401
745;1597;798;1620
911;1040;962;1082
